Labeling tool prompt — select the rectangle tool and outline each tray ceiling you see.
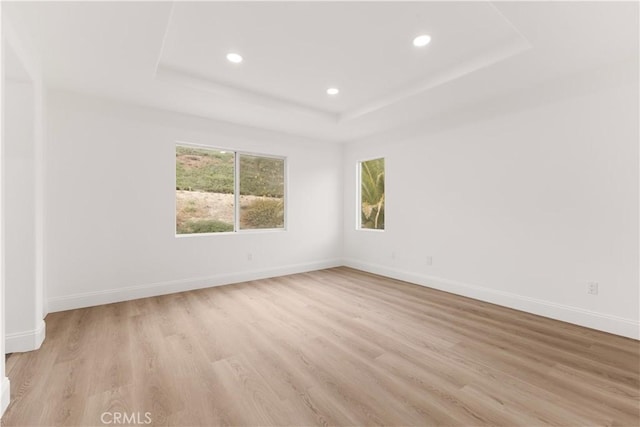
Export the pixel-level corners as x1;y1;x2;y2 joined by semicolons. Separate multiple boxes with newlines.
157;2;530;122
3;1;638;142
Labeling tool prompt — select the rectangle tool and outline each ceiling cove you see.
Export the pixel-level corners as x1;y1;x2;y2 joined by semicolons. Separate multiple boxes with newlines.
153;1;531;124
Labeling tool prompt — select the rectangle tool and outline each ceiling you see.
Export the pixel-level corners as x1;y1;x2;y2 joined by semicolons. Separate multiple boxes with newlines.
3;1;638;142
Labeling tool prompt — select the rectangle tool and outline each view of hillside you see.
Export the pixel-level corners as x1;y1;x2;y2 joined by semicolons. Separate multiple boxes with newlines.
176;146;285;234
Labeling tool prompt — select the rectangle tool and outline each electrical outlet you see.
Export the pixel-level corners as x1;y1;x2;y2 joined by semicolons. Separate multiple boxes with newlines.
391;251;396;260
587;282;599;295
247;253;253;261
426;256;433;266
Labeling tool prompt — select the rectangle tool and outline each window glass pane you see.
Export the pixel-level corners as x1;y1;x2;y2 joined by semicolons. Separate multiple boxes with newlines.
360;158;385;230
176;146;235;234
239;154;285;230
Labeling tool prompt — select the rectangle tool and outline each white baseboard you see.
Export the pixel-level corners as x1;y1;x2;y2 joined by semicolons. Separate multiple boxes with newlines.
43;257;639;339
5;319;46;353
47;259;343;313
343;258;640;340
1;376;10;418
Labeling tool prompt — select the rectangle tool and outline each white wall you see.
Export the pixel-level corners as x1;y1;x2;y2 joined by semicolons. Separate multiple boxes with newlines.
1;34;45;355
2;10;46;415
343;71;639;338
4;78;45;352
45;90;343;312
0;6;9;416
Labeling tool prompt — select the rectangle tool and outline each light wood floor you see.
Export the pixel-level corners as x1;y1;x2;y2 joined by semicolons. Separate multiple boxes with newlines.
2;267;639;426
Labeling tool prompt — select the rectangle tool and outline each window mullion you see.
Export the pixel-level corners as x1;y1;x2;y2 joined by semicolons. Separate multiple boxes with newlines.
234;152;240;232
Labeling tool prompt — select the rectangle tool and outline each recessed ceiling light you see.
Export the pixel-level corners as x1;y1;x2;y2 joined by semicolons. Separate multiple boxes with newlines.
413;34;432;47
327;87;339;96
226;53;243;63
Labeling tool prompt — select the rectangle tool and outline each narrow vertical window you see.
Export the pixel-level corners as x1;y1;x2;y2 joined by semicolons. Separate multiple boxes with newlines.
359;158;385;230
239;154;285;230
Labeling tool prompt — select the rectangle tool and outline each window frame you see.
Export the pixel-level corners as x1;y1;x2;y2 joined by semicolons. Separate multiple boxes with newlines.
175;141;288;237
356;156;385;232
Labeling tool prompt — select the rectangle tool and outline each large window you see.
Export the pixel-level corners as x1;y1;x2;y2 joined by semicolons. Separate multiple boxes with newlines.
359;158;385;230
176;144;285;235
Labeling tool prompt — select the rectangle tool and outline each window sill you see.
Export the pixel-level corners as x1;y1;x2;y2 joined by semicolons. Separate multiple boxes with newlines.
175;228;287;238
